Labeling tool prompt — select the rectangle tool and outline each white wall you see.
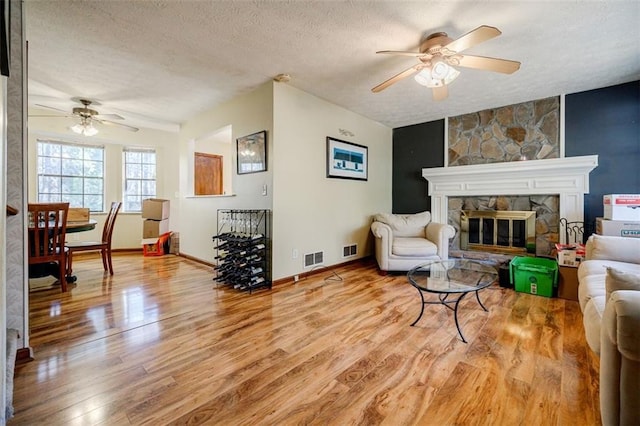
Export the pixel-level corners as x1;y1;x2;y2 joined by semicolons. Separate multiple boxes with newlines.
27;113;179;249
272;83;392;280
177;82;273;263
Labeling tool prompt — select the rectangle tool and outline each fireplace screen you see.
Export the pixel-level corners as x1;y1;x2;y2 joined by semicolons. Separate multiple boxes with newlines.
461;210;536;254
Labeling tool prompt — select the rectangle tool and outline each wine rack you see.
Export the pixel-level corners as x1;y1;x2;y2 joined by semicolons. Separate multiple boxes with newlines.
213;209;271;293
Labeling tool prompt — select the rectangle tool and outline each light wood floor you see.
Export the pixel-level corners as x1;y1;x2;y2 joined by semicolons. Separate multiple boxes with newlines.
11;254;601;425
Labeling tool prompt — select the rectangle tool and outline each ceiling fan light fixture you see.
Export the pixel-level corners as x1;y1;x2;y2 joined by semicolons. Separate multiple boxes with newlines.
414;69;441;88
442;65;460;85
414;60;460;89
430;57;460;85
71;119;98;136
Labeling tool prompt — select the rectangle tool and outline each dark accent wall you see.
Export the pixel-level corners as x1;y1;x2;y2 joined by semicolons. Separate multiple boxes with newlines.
392;120;444;213
565;81;640;229
393;81;640;228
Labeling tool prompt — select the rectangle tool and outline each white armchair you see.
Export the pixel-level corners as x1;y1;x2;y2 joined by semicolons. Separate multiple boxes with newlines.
370;211;455;273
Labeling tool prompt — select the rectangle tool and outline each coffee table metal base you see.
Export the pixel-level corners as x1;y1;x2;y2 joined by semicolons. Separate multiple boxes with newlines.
410;288;488;343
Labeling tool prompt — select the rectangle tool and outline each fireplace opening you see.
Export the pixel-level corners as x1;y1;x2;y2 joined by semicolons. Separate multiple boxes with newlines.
461;210;536;255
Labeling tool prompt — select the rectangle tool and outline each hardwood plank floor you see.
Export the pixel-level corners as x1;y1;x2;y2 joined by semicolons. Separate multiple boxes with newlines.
10;253;601;425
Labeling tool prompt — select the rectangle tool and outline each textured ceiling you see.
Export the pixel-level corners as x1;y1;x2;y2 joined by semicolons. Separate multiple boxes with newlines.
25;1;640;132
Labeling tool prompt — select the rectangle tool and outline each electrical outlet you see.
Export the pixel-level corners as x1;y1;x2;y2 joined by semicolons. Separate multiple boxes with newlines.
294;275;299;282
292;249;298;259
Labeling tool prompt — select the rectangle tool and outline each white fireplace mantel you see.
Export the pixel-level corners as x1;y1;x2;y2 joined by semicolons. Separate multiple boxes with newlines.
422;155;598;240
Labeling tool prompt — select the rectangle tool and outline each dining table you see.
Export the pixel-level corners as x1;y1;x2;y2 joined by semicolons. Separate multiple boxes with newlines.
67;219;98;233
28;219;98;284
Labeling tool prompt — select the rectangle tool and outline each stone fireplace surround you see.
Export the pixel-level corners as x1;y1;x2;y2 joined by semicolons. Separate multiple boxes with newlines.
422;155;599;250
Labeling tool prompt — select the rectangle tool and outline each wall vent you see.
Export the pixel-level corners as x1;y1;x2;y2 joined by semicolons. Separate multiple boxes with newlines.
304;251;324;268
343;244;357;257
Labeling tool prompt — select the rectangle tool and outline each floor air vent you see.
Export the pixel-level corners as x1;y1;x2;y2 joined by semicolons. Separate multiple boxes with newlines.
304;251;324;268
343;244;357;257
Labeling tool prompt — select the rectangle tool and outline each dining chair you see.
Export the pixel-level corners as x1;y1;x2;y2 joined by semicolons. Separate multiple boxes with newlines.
66;201;122;275
27;202;70;292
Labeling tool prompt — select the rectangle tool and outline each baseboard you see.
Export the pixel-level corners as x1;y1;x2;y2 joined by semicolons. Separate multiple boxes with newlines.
112;248;142;253
272;256;374;286
72;248;141;260
178;253;214;267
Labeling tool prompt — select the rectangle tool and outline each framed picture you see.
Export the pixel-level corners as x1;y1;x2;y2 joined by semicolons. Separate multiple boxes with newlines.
326;137;368;181
237;130;267;174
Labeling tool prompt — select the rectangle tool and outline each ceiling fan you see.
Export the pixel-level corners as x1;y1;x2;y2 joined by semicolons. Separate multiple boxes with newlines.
371;25;521;101
31;98;140;135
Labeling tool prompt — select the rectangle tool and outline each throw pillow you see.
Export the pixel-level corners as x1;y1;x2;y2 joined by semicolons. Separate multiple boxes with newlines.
374;211;431;237
605;267;640;301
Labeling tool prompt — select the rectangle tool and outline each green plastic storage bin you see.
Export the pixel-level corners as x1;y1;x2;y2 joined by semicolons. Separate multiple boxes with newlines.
509;256;558;297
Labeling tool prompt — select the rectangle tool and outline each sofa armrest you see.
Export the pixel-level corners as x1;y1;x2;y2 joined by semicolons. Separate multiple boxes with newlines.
371;221;393;270
602;290;640;362
425;222;456;260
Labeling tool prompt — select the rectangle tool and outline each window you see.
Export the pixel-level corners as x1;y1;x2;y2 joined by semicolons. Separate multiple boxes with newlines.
123;148;156;212
37;140;104;211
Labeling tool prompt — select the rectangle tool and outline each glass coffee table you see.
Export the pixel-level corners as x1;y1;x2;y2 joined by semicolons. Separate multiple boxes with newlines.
407;259;499;343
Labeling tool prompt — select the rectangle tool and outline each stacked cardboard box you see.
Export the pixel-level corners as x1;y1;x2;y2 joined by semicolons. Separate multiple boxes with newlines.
142;198;170;237
141;198;171;256
597;194;640;239
555;243;585;267
603;194;640;221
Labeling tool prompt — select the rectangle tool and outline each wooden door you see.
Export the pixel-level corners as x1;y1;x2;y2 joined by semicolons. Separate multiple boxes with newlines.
194;152;223;195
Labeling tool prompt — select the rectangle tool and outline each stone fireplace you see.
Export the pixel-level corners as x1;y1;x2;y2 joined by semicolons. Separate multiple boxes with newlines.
422;155;599;256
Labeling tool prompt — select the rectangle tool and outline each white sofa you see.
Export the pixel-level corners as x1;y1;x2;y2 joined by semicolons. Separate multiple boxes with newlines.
577;234;640;425
370;211;455;272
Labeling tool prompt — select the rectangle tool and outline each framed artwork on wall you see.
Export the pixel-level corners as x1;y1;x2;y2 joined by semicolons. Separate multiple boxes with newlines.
237;130;267;174
326;137;368;181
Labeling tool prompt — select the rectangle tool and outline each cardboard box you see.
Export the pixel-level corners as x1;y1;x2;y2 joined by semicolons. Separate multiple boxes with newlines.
596;217;640;238
557;265;579;301
554;243;585;267
603;194;640;221
68;207;90;222
142;198;170;220
142;232;171;257
143;218;170;238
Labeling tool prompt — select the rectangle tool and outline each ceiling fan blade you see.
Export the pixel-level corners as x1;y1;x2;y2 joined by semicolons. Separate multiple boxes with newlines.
95;118;139;132
371;65;421;93
28;114;72;118
432;85;448;101
95;113;124;120
443;25;501;54
376;50;425;57
456;54;521;74
34;104;69;114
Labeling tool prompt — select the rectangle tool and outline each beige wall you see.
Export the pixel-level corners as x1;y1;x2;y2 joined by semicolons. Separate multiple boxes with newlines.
272;83;392;280
177;82;274;263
